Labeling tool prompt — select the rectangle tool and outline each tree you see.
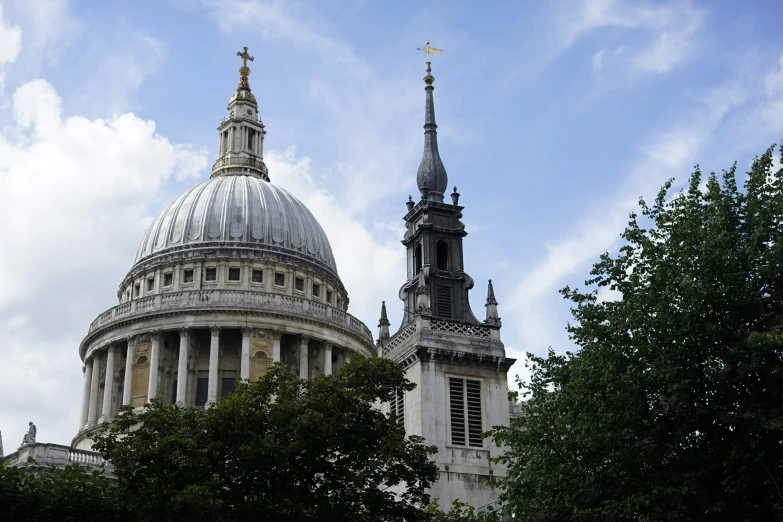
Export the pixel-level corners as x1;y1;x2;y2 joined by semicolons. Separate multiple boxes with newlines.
492;144;783;521
93;357;438;521
0;459;127;521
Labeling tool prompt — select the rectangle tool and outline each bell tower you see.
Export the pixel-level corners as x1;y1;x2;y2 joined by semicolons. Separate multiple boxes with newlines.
379;53;515;509
212;46;269;181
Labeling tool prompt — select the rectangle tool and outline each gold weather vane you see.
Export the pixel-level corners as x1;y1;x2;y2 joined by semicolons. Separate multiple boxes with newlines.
416;41;443;62
236;46;254;90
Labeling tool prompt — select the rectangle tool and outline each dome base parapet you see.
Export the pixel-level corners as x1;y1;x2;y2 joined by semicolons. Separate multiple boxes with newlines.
81;289;374;359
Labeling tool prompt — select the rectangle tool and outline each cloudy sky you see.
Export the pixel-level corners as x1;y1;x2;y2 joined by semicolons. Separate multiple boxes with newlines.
2;0;783;449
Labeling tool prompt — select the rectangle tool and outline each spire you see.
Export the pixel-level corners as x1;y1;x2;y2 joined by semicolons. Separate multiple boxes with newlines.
485;280;501;326
416;53;448;203
378;301;391;341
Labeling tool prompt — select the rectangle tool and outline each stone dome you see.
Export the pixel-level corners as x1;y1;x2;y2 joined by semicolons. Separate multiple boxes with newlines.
133;174;338;276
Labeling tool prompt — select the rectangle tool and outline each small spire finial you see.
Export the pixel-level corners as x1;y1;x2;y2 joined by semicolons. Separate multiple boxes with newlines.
485;279;501;326
378;301;391;342
236;46;255;91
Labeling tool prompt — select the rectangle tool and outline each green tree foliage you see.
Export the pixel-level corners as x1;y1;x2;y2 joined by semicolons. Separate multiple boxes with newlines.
492;145;783;521
93;357;439;521
0;459;127;521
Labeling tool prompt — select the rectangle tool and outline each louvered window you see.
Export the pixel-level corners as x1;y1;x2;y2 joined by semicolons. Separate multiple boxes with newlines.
437;286;452;318
389;388;405;426
449;377;483;447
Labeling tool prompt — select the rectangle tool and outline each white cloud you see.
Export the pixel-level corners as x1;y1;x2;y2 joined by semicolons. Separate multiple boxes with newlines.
0;5;22;95
0;80;208;447
556;0;705;75
0;6;22;66
592;48;605;72
509;78;746;355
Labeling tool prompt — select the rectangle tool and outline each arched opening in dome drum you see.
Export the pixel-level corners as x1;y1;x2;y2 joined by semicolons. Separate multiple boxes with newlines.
414;243;422;275
436;241;449;270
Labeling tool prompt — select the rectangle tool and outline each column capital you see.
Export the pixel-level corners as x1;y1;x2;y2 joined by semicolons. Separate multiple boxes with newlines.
126;334;137;345
241;326;253;336
178;327;190;336
299;334;311;344
269;329;283;340
150;330;162;341
323;340;334;349
210;325;221;335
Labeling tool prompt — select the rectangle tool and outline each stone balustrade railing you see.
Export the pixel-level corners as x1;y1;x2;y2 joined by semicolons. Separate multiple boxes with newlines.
87;289;373;343
212;155;266;171
4;443;111;473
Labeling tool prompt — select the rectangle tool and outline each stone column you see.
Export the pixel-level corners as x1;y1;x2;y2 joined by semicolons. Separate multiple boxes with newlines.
122;336;135;406
148;331;161;400
207;326;220;405
86;354;101;428
324;342;333;375
100;344;116;421
271;330;282;363
79;363;92;431
176;328;189;406
299;335;310;380
240;327;251;380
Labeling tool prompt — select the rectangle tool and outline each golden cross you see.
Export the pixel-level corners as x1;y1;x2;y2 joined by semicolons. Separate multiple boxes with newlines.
416;41;443;62
237;46;254;67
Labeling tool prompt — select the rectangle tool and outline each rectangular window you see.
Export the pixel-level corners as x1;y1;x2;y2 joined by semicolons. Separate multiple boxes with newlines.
247;128;255;150
183;269;194;283
295;277;304;292
146;277;155;292
389;389;405;426
312;283;320;298
251;269;263;283
195;378;209;407
221;377;236;398
228;267;240;281
205;267;217;281
134;283;140;298
275;272;285;287
163;273;173;287
326;290;333;304
449;377;482;447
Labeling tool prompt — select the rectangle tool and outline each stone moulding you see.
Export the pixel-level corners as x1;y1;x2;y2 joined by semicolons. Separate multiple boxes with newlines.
82;289;373;357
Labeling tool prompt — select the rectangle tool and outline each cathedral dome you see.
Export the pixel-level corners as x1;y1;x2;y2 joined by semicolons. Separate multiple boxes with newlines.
133;174;338;276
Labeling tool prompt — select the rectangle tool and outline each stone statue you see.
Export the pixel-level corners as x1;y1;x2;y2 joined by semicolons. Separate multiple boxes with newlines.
20;421;36;447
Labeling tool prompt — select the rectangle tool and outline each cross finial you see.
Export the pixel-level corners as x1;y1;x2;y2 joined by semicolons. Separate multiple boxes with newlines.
237;46;254;67
236;46;255;91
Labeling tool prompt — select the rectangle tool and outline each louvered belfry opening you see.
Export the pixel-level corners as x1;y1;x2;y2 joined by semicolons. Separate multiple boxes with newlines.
449;377;483;447
449;378;466;446
389;388;405;426
465;380;482;446
437;286;452;318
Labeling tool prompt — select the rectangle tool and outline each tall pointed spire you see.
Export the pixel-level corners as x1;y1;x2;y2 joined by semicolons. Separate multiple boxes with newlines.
416;58;448;202
485;280;501;326
378;301;391;341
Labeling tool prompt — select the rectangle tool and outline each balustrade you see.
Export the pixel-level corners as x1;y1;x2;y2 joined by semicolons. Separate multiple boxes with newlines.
85;289;373;342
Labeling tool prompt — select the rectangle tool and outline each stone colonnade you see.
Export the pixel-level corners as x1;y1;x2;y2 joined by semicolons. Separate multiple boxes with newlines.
77;327;349;433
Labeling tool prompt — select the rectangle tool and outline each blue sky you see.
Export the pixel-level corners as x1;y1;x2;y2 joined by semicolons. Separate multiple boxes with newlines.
1;0;783;448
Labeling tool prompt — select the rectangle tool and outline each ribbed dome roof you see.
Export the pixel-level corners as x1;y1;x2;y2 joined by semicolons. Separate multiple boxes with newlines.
133;175;338;275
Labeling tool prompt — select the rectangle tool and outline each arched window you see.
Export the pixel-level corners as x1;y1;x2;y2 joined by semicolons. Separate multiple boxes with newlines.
135;355;148;365
436;241;449;270
414;243;423;275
